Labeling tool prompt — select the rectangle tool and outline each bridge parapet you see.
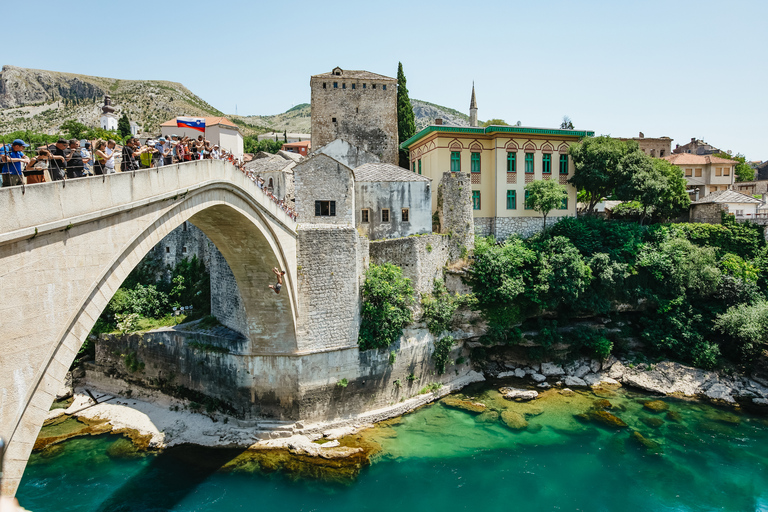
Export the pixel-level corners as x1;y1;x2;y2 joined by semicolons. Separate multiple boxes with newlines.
0;159;296;245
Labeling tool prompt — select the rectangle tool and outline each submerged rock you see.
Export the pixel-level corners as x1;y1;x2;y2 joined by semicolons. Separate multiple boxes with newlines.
499;387;539;401
577;409;628;428
594;399;613;409
704;409;741;425
666;410;682;422
441;397;487;414
541;362;566;377
642;400;670;413
476;410;500;423
640;416;664;429
631;431;662;452
501;410;529;430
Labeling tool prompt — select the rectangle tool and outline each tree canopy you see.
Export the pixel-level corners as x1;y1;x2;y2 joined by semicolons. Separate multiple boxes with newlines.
568;136;635;214
397;62;416;169
560;116;574;129
615;151;690;223
117;113;131;139
525;179;567;230
482;119;508;127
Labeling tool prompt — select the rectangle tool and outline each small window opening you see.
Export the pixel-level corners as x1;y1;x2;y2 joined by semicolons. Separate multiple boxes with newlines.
333;82;338;88
352;83;356;90
401;208;409;222
165;247;170;253
372;84;377;89
332;117;337;123
363;83;366;89
382;85;386;90
323;82;326;89
361;209;370;223
342;83;346;89
182;222;187;231
381;208;390;222
182;246;187;253
315;200;336;216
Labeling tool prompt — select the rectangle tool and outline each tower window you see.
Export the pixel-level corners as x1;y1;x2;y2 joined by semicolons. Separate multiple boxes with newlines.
323;82;326;89
363;83;366;89
352;83;356;90
333;82;338;88
382;208;390;222
361;209;370;223
315;201;336;216
332;117;337;123
342;83;346;89
401;208;409;222
182;246;187;253
372;84;376;89
182;221;187;231
382;85;386;90
165;247;170;253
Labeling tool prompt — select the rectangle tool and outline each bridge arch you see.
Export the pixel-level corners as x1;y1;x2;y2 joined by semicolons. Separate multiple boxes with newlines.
0;160;297;496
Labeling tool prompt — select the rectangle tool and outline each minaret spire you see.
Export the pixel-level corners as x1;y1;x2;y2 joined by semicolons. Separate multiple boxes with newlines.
469;82;478;127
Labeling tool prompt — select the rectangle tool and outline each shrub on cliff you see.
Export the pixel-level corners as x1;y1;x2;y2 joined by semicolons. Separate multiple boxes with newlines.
715;300;768;364
421;279;459;335
358;263;414;351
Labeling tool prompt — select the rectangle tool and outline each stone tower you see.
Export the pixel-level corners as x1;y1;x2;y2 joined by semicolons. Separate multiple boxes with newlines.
100;93;117;131
469;83;478;128
310;67;399;165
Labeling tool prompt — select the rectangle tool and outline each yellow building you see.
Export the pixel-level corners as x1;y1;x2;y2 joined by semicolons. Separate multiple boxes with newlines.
662;153;736;201
401;123;594;239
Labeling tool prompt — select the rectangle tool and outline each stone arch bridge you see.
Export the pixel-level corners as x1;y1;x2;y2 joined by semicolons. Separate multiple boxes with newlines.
0;160;298;495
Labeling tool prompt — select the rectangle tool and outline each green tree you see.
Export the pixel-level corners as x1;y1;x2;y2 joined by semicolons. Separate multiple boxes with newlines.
396;62;416;169
715;300;768;364
117;113;131;139
61;120;88;140
482;119;508;127
525;179;567;230
615;151;690;223
560;116;574;129
359;263;414;350
650;158;691;220
568;136;634;214
713;152;754;182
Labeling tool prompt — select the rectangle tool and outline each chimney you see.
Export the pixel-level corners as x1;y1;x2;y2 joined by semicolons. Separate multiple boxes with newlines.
691;137;696;143
435;118;443;125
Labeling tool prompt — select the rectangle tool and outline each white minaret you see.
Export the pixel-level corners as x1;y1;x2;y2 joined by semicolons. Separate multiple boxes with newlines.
100;94;117;131
469;82;478;128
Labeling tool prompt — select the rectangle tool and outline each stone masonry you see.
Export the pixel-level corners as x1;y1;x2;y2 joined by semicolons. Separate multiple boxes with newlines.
475;216;566;240
310;67;399;165
437;171;474;250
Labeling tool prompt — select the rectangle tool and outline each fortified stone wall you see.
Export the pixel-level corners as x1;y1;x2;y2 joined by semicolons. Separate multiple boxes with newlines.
437;172;474;251
296;226;367;352
369;234;459;296
209;249;249;337
475;216;566;240
310;72;398;165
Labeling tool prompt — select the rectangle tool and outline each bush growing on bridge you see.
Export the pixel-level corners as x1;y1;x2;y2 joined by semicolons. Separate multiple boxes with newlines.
358;263;414;351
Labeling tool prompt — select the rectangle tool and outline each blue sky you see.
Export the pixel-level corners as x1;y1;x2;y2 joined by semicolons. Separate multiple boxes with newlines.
4;0;766;159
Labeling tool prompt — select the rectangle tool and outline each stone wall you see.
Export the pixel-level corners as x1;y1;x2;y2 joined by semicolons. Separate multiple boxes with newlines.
437;172;474;252
310;73;398;165
209;249;249;337
294;154;355;225
474;215;567;240
142;222;214;281
689;203;724;224
296;226;367;352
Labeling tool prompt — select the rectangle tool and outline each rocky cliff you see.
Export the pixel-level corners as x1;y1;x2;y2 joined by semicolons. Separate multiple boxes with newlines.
0;65;227;135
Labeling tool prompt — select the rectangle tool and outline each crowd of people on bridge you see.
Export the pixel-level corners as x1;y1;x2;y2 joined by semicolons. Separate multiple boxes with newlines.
1;135;298;220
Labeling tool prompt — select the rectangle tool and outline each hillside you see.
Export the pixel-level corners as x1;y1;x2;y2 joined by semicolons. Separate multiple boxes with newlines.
0;65;235;136
0;66;472;137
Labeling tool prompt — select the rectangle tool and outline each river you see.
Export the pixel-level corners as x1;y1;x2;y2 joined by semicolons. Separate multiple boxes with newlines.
17;382;768;512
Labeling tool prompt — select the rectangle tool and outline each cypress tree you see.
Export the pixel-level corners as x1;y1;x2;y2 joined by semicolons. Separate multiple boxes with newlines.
117;113;131;138
397;62;416;169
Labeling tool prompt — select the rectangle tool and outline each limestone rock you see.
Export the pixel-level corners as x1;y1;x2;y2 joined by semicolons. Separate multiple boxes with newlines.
499;387;539;401
590;359;602;374
441;397;487;414
514;368;527;379
564;376;587;387
540;362;565;377
531;373;547;383
476;410;500;423
501;410;528;430
577;409;628;428
705;383;736;403
753;398;768;406
496;371;517;379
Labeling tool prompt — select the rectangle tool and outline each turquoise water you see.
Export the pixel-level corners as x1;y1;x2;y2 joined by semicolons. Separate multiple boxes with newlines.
17;385;768;512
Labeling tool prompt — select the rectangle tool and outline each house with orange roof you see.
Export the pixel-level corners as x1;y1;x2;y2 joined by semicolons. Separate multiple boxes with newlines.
160;116;244;160
281;140;311;156
662;153;736;201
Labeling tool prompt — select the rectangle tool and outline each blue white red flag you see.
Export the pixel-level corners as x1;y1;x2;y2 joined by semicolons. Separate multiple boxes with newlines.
176;117;206;132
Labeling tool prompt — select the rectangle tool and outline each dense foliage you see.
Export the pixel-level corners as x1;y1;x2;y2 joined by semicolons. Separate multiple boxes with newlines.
95;255;211;334
524;180;567;230
359;263;414;350
396;62;416;169
243;136;285;154
469;217;768;369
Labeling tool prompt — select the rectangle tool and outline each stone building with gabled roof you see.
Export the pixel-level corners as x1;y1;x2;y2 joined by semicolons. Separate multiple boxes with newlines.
690;189;762;223
310;66;399;165
663;153;736;200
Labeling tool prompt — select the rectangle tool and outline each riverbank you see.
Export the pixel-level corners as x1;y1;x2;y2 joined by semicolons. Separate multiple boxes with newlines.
44;370;485;457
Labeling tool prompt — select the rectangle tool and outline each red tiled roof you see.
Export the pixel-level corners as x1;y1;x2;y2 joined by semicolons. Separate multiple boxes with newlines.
161;116;237;128
282;141;311;148
663;154;735;165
